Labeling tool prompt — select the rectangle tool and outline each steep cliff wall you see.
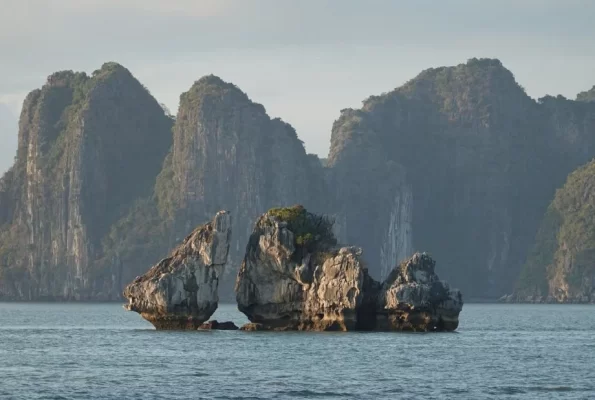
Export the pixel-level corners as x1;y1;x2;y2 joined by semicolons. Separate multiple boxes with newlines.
0;63;173;300
515;159;595;303
328;59;595;297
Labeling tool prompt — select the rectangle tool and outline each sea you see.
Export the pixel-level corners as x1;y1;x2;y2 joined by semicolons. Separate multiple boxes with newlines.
0;303;593;400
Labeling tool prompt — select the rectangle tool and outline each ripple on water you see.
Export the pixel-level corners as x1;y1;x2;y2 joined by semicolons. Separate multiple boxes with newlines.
0;303;595;400
278;389;348;397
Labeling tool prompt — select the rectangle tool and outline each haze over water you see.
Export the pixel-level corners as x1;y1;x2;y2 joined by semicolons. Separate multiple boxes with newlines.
0;303;593;399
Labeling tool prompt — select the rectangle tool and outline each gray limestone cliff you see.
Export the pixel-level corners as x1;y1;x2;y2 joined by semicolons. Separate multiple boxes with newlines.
512;160;595;303
327;59;595;298
235;206;462;331
148;76;325;298
0;63;173;300
124;211;231;329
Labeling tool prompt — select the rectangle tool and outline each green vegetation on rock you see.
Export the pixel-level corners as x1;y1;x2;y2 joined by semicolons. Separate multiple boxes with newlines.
268;205;336;260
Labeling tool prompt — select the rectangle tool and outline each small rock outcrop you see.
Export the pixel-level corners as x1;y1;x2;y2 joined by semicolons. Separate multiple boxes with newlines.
235;206;462;331
377;253;463;331
123;211;231;329
197;320;239;330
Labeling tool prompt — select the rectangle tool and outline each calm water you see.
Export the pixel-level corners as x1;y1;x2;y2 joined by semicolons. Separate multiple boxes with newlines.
0;303;594;400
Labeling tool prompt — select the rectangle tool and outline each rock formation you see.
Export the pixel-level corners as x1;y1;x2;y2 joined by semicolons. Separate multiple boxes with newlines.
235;206;462;331
123;211;231;329
377;253;463;331
0;63;173;300
327;58;595;299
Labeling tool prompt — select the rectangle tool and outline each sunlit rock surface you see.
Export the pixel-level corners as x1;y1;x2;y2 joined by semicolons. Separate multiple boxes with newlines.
123;211;231;329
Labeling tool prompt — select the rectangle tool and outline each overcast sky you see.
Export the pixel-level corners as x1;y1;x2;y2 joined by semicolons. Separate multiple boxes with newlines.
1;0;594;171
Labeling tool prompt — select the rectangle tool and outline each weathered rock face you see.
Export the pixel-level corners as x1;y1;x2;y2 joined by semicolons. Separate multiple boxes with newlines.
0;63;173;300
377;253;463;331
236;207;462;331
124;211;231;329
327;58;595;298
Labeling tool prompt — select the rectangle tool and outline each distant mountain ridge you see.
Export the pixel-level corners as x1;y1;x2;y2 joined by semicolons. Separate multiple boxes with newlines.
0;59;594;301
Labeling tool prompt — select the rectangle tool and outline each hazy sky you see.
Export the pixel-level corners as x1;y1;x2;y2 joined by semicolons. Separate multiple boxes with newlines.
1;0;594;169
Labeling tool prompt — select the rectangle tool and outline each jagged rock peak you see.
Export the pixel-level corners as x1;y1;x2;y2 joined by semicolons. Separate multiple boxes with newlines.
367;58;522;109
182;74;253;104
124;211;232;329
235;207;463;331
44;62;133;89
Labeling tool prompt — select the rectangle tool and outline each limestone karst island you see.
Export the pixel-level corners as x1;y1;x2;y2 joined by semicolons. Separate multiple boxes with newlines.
124;206;463;331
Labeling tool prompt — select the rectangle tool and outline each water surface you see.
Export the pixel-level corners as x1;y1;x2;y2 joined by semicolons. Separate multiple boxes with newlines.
0;303;594;399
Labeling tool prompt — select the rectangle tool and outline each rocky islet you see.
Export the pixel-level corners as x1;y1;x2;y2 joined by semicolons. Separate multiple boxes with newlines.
235;207;462;332
123;205;463;332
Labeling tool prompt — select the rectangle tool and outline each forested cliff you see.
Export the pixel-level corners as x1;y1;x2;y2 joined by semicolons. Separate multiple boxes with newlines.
0;63;173;299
